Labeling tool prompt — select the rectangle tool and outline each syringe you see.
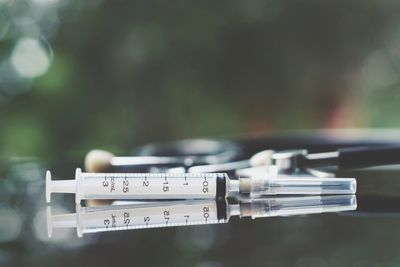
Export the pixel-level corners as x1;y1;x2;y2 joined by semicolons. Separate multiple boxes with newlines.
47;195;357;237
46;168;357;204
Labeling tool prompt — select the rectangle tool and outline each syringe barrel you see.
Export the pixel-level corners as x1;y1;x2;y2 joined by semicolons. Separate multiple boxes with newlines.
75;169;227;203
247;177;356;196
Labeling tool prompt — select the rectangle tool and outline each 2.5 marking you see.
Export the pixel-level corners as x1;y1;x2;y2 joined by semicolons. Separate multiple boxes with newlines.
123;176;129;193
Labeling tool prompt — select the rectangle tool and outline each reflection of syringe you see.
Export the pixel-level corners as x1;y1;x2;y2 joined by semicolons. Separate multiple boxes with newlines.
47;195;357;237
46;168;356;204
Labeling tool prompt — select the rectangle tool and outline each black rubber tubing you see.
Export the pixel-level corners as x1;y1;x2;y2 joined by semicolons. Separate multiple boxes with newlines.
338;145;400;170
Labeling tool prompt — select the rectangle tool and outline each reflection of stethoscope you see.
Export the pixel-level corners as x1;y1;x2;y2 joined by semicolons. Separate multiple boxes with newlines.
85;135;400;178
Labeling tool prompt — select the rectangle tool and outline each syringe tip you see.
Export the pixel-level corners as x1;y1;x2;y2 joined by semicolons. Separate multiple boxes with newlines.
85;149;114;172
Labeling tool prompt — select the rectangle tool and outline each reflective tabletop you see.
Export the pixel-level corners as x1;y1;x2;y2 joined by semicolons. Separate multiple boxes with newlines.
1;158;400;267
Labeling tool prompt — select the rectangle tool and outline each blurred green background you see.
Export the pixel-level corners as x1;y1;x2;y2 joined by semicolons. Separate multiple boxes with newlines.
1;0;400;161
2;1;400;267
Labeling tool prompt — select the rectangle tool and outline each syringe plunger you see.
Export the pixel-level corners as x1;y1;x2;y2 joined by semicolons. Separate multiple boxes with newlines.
46;170;77;203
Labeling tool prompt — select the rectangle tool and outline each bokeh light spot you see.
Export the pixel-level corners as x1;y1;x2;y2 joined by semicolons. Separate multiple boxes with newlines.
10;38;51;79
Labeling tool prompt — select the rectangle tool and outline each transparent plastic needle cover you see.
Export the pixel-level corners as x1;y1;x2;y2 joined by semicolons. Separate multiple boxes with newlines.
249;177;356;196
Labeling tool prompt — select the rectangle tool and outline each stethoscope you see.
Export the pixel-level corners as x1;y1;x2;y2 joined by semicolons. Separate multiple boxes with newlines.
84;133;400;178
